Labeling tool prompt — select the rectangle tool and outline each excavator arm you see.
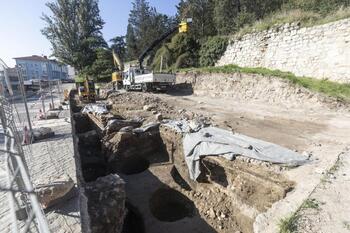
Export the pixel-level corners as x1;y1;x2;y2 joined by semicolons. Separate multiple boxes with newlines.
138;18;192;70
112;50;124;83
112;50;124;71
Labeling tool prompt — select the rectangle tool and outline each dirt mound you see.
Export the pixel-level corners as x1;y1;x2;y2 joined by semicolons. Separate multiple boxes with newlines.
176;73;346;110
108;92;212;125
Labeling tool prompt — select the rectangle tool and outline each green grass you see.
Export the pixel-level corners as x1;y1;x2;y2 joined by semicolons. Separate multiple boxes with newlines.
343;221;350;230
321;153;344;183
236;7;350;38
178;64;350;102
301;198;321;209
279;213;300;233
278;198;323;233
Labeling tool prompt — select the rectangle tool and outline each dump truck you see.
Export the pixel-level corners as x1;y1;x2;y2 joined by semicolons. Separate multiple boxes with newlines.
123;66;176;92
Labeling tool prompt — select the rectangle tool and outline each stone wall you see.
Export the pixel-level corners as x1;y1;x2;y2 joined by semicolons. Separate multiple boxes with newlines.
217;18;350;83
69;90;126;233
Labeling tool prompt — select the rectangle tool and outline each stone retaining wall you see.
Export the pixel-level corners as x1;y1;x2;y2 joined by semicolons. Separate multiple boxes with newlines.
217;18;350;83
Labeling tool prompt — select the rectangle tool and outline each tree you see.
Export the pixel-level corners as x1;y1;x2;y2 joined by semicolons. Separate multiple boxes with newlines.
213;0;241;35
176;0;216;39
126;0;175;61
110;36;127;61
83;48;113;81
42;0;106;72
125;23;138;60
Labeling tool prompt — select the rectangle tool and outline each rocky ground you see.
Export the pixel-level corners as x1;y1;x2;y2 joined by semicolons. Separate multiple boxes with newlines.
103;72;350;233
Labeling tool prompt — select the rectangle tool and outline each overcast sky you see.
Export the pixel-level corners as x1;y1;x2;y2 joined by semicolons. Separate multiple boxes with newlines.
0;0;179;67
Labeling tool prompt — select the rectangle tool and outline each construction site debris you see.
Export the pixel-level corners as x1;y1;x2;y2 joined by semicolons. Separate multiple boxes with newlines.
143;104;156;111
105;118;143;134
32;127;55;141
132;122;160;134
163;119;209;133
82;103;109;115
35;174;74;209
155;113;163;121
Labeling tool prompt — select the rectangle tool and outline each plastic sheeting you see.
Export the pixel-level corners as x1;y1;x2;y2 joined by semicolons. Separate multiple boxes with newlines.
82;103;108;115
183;127;309;180
162;120;207;133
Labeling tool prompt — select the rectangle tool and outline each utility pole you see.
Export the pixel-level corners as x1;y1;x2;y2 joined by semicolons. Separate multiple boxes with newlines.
16;65;33;136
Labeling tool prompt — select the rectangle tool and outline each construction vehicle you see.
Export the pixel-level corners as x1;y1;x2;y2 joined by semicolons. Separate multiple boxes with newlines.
123;18;192;92
76;76;96;103
112;50;124;90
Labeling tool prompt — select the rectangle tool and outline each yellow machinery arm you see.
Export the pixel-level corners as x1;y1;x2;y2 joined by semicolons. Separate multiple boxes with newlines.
112;50;124;83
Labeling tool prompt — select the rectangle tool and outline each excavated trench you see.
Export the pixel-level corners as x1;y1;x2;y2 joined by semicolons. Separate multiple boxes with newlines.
72;96;295;233
149;188;195;222
120;156;150;175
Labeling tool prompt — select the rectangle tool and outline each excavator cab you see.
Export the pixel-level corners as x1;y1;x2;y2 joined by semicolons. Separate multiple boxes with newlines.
77;77;96;103
179;18;192;33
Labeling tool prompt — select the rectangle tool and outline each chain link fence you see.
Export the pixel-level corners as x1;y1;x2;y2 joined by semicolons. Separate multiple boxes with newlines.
0;94;50;232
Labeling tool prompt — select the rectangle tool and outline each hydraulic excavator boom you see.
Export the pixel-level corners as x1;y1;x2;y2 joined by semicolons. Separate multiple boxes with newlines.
138;18;192;70
112;50;124;89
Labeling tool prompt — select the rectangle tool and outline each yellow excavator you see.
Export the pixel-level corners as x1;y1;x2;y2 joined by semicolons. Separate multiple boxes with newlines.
77;76;96;103
112;50;124;90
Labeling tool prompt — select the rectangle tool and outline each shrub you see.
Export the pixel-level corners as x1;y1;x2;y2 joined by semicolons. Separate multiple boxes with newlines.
199;36;229;67
151;33;200;70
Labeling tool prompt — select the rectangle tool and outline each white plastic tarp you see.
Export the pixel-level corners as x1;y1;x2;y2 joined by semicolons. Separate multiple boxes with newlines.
82;103;108;115
183;127;308;180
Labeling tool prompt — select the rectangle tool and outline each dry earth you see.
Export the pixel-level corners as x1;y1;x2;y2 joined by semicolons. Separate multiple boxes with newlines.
101;72;350;233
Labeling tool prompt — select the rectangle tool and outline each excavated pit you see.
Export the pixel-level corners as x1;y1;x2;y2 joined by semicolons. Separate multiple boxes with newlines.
72;91;297;233
120;156;150;175
122;202;145;233
149;188;195;222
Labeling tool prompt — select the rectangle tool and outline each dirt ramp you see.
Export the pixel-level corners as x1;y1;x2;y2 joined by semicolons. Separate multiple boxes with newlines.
176;72;344;110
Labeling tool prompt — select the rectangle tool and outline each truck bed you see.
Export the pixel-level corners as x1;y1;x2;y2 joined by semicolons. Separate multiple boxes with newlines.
134;73;176;84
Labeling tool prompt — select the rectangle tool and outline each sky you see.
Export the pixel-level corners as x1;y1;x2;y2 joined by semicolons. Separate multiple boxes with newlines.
0;0;179;67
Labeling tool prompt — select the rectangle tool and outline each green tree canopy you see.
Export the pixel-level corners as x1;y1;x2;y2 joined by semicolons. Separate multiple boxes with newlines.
42;0;106;72
126;0;176;61
110;36;127;61
82;48;113;82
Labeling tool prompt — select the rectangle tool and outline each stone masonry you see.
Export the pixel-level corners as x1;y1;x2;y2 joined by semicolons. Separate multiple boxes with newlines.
217;18;350;83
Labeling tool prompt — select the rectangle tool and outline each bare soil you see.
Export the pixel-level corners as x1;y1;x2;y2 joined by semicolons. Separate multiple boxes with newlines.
99;72;350;233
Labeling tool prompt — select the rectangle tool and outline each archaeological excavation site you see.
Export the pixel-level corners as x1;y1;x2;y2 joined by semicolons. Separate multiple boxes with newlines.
2;1;350;233
68;71;350;233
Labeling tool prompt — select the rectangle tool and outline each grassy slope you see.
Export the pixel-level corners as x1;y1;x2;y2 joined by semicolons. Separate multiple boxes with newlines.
236;7;350;38
178;65;350;102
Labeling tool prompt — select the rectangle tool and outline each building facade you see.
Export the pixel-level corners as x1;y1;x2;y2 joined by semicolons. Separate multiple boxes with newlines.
14;55;68;81
6;68;20;90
